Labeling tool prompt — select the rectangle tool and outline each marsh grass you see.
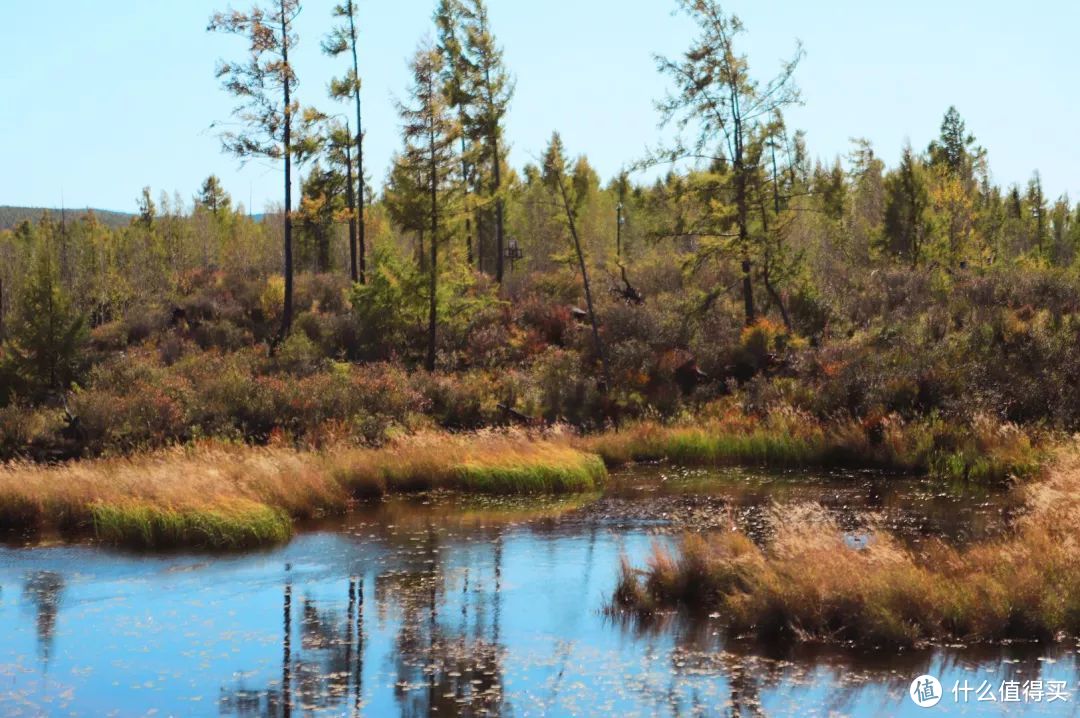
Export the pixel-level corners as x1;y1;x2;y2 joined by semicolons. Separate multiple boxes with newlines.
614;448;1080;648
0;432;607;549
328;433;608;496
91;500;291;550
584;410;1041;483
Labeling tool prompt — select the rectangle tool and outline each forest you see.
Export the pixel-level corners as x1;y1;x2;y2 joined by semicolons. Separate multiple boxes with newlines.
1;0;1076;531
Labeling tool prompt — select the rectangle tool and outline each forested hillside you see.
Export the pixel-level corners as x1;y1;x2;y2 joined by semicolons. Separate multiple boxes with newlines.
0;206;133;231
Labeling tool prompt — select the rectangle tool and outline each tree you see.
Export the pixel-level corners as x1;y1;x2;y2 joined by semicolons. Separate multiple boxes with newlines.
928;106;982;182
653;0;802;325
295;162;345;272
883;144;930;266
2;251;87;399
195;175;232;217
209;0;301;338
398;44;460;372
439;0;514;282
137;187;156;229
323;0;367;283
543;133;610;392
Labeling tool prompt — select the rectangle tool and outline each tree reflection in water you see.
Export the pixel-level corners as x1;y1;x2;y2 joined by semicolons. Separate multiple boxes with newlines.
219;520;507;717
22;570;64;668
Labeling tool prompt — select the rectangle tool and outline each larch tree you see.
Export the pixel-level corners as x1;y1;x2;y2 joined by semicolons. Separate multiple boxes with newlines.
653;0;802;326
398;43;459;372
323;0;367;283
208;0;301;338
542;132;610;392
196;175;232;218
436;0;478;269
460;0;513;283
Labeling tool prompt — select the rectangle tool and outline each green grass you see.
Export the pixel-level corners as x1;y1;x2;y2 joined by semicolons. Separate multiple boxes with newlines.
90;500;292;550
455;453;607;494
583;414;1042;483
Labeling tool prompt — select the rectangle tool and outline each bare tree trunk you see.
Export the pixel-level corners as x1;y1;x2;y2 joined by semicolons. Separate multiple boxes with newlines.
487;67;505;284
345;131;358;282
554;171;610;392
280;1;294;338
426;119;439;373
347;0;366;284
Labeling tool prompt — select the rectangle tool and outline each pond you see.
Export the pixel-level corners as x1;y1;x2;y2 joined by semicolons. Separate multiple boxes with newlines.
0;467;1075;716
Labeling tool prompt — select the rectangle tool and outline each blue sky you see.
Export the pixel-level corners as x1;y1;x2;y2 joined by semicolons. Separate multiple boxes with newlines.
2;0;1077;213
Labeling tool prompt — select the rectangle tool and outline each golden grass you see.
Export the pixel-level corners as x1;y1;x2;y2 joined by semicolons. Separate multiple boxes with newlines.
0;431;607;549
582;411;1041;482
614;445;1080;647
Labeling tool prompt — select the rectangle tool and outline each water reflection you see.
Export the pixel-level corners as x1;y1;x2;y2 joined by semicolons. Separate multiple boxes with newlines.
0;469;1074;717
22;570;63;666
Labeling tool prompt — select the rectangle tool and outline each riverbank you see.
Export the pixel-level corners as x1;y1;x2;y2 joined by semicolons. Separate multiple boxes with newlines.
0;412;1044;550
0;432;607;549
613;444;1080;648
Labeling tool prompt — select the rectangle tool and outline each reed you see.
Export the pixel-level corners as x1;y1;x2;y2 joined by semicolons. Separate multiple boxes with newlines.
613;448;1080;647
0;432;608;549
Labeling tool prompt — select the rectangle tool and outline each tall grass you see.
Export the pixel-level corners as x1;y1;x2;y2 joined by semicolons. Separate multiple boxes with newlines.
0;432;607;549
614;447;1080;648
583;410;1041;482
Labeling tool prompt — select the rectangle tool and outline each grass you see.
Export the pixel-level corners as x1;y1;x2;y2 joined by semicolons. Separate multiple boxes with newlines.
328;433;608;496
613;445;1080;648
582;410;1042;482
0;431;607;550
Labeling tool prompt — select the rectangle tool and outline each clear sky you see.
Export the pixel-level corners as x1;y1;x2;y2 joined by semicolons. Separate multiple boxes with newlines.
2;0;1077;213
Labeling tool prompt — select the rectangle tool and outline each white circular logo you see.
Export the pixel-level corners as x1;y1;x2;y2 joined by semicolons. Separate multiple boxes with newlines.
910;674;943;708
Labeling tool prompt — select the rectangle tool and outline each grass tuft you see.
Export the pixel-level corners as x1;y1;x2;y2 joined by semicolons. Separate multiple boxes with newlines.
91;500;291;550
613;447;1080;647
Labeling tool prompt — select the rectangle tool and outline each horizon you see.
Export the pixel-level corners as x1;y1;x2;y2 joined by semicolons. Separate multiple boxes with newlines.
3;0;1078;213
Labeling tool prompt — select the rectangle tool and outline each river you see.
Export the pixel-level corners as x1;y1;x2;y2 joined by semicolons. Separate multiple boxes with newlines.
0;467;1075;716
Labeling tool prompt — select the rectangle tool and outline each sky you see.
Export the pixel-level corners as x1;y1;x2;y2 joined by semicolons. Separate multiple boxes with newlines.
2;0;1078;214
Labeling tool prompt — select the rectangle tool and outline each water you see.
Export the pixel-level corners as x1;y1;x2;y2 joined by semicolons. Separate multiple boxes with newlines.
0;468;1076;717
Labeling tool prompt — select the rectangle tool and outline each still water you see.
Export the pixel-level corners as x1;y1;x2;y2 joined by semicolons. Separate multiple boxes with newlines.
0;468;1077;717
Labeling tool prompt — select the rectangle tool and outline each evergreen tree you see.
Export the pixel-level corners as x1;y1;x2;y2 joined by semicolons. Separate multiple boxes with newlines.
209;0;302;338
883;145;930;266
3;251;87;398
398;43;460;371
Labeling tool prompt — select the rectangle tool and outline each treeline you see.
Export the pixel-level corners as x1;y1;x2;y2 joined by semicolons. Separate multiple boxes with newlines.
3;0;1080;460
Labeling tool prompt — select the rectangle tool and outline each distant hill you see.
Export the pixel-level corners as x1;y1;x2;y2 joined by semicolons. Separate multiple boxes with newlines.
0;206;134;231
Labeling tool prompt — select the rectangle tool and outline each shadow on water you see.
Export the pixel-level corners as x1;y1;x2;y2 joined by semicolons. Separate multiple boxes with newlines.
0;466;1073;717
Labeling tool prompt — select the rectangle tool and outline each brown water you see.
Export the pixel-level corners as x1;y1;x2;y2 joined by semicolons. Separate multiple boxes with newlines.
0;466;1075;717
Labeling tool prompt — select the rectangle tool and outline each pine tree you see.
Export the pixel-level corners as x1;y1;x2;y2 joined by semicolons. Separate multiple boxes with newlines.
883;144;930;266
209;0;301;338
4;251;87;398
